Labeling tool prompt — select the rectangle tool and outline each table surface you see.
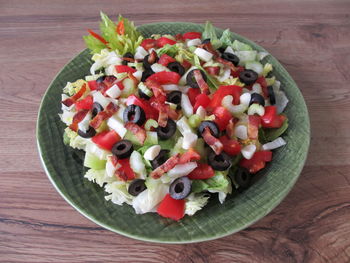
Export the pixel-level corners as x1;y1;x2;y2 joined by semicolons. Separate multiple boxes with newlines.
1;0;350;262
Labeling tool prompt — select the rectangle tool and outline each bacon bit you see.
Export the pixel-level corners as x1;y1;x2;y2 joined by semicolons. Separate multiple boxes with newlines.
122;57;135;63
248;115;261;140
115;170;128;181
202;127;223;155
179;149;201;164
90;102;118;129
125;123;147;144
109;155;119;167
193;69;210;95
216;57;238;71
199;42;219;57
148;50;158;64
62;83;87;107
146;79;166;103
175;33;184;42
226;119;236;138
167;106;179;120
150;100;168;127
128;72;139;86
205;66;220;76
150;154;180;179
69;109;89;131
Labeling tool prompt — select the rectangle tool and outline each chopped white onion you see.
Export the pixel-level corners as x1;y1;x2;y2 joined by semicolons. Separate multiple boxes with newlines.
196;106;206;119
251;83;262;94
78;112;92;133
240;93;251;106
167;162;198;179
258;51;269;61
130;151;147;179
187;38;202;47
194;48;213;62
178;85;190;94
134;46;148;60
181;93;193;117
224;46;235;55
216;68;231;82
107;116;127;138
105;84;121;99
151;63;168;73
177;116;193;136
106;155;117;177
144;145;161;161
234;125;248;140
241;144;256;160
179;66;197;85
182;132;198;150
133;70;143;81
262;137;286;150
162;84;179;91
247;104;265;116
93;91;110;108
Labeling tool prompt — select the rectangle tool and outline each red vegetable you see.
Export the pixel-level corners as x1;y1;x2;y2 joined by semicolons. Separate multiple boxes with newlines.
216;57;237;71
181;59;192;70
126;95;159;120
188;163;215;180
140;38;157;51
87;29;108;46
175;33;184;42
156;37;176;48
158;54;176;66
213;106;232;131
231;66;245;78
187;88;201;106
157;194;185;221
146;71;181;85
92;130;120;151
183;32;202;40
208;85;242;110
261;106;286;128
248;115;261;140
116;159;135;181
240;151;272;174
87;80;98;91
219;136;241;156
116;20;125;35
179;149;201;164
256;76;268;97
75;95;93;111
115;65;136;74
62;83;87;107
202;127;223;155
194;94;211;112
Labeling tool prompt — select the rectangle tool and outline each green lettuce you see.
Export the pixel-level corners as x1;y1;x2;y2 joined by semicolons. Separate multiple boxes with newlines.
202;21;222;49
219;29;232;48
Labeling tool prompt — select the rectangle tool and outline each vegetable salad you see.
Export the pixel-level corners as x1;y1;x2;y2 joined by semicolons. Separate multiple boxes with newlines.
60;13;289;221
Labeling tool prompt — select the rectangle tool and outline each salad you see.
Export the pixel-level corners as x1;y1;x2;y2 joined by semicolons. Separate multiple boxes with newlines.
60;13;289;221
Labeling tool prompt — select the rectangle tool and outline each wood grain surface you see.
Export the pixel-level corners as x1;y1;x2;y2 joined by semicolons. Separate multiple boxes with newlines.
1;0;350;262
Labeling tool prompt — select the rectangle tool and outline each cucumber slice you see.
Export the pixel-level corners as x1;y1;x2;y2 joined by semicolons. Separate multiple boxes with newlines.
84;152;107;170
138;82;153;97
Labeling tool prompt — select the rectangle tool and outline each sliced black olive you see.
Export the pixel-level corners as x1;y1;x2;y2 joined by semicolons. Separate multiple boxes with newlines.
198;121;219;138
186;69;207;89
218;47;226;53
202;38;211;44
128;179;147;196
91;102;104;118
234;167;252;189
156;119;176;140
250;93;265;107
239;69;258;85
123;105;146;126
151;149;169;169
143;54;159;69
78;126;96;138
96;75;106;83
221;52;240;66
141;69;155;82
112;140;134;159
122;52;134;65
208;151;232;171
166;91;182;105
167;62;185;76
267;86;276;105
138;88;151;100
169;176;191;200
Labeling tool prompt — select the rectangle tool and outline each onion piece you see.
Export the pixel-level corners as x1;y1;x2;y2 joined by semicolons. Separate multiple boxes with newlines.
262;137;286;150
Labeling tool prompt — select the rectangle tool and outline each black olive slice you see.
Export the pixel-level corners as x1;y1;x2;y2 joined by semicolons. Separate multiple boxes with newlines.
138;88;151;100
198;121;219;138
239;70;258;85
112;140;134;159
123;105;146;126
122;52;134;65
96;75;106;83
141;69;155;82
208;151;232;171
91;102;104;118
128;179;147;196
221;52;240;66
169;176;191;200
151;149;169;169
166;91;182;105
78;126;96;138
234;167;252;189
156;119;177;140
186;69;207;89
267;86;276;105
249;93;265;107
167;62;185;76
202;38;211;44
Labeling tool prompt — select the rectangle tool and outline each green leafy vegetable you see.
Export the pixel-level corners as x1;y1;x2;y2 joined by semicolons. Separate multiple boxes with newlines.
202;21;222;49
157;44;180;57
264;117;289;142
231;40;253;51
219;29;232;48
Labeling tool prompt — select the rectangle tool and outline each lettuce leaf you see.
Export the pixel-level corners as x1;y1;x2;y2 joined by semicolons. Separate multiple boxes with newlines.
185;193;210;216
263;117;289;142
84;169;116;187
157;43;180;57
105;181;134;205
219;29;232;47
202;21;222;49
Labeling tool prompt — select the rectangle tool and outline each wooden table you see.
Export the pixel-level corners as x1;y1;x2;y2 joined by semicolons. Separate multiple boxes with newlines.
1;0;349;262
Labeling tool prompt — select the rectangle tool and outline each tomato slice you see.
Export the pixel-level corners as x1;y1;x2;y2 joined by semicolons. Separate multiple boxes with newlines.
182;59;192;70
188;163;215;180
115;65;136;74
116;159;135;181
208;85;242;110
248;115;261;139
219;136;241;156
158;54;176;66
116;20;125;35
92;130;120;151
156;37;176;48
261;106;286;128
140;38;157;51
87;80;98;91
183;32;202;40
231;66;245;78
187;88;201;106
256;76;268;97
146;71;181;85
75;95;93;111
193;94;211;112
213;106;232;131
157;194;185;221
126;95;159;120
240;151;272;174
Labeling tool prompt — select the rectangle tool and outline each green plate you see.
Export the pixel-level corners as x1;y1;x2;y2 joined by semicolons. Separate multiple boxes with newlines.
37;22;310;243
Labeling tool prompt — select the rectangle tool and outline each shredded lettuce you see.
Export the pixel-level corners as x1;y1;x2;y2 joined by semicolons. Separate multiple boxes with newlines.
202;21;222;49
263;117;289;142
231;40;253;51
157;43;180;57
105;181;134;205
63;127;89;150
185;193;210;216
263;63;273;77
84;169;116;187
63;79;86;96
219;29;232;48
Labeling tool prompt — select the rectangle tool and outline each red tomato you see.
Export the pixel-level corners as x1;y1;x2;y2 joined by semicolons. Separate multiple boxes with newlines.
158;54;176;66
205;66;220;75
240;151;272;174
87;29;108;45
92;130;120;151
156;37;177;48
219;136;241;156
116;81;125;90
175;33;184;42
187;163;215;180
261;106;286;128
187;88;201;106
75;95;93;111
256;76;268;97
140;38;157;51
231;66;245;78
213;106;232;131
179;149;201;164
157;194;185;221
146;71;181;84
182;59;192;70
208;85;243;110
116;20;125;35
126;95;159;120
183;32;202;40
116;159;135;181
248;115;261;140
115;65;136;74
87;80;98;91
194;94;211;112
